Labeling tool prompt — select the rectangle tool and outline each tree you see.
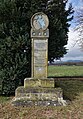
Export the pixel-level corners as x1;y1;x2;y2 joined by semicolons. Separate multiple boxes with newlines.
0;0;73;95
46;0;74;61
0;0;31;95
74;3;83;50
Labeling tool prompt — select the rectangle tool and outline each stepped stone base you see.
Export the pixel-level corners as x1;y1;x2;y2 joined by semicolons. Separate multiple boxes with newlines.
12;78;67;106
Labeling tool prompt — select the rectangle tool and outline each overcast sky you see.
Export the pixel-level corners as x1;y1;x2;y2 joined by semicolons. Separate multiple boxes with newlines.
62;0;83;61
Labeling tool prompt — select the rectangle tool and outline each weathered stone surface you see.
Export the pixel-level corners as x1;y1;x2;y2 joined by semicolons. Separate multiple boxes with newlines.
34;57;46;65
31;29;49;38
12;100;64;106
34;40;47;50
24;78;55;88
32;39;48;78
34;50;46;58
12;86;63;106
15;86;62;100
16;87;62;98
34;67;47;78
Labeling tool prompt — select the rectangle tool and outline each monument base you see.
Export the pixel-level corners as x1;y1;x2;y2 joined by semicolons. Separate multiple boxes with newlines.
12;78;67;106
24;78;55;88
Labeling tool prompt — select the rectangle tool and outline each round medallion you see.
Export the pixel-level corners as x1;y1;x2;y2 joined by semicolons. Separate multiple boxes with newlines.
31;12;49;30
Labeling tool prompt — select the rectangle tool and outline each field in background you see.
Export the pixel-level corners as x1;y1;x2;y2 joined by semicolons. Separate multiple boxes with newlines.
0;65;83;94
48;65;83;77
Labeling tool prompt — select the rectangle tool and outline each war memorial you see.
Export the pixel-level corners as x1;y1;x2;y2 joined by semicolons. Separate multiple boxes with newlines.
12;12;66;106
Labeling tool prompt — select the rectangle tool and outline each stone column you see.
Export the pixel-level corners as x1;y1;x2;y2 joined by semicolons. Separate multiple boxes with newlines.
31;12;49;78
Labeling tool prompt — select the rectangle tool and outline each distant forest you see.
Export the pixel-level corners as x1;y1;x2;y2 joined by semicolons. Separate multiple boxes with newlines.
49;61;83;66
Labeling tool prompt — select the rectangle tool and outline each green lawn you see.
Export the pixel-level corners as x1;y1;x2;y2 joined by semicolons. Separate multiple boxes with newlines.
48;65;83;77
48;65;83;101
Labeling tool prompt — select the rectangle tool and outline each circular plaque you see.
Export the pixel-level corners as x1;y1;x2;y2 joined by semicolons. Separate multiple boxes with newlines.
31;12;49;30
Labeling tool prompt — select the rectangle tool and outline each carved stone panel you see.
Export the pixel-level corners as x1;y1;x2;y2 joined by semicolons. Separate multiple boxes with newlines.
34;40;47;50
32;39;48;78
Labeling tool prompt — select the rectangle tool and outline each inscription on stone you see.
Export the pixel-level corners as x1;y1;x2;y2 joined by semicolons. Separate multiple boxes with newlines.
34;58;46;64
34;40;47;50
34;51;46;57
32;39;48;78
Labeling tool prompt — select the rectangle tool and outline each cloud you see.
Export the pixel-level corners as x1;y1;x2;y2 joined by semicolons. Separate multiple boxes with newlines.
65;28;79;49
62;28;83;61
62;0;83;61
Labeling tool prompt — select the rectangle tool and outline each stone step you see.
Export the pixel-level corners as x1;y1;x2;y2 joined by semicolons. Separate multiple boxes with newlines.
15;86;62;98
12;86;65;106
12;99;65;106
24;78;55;88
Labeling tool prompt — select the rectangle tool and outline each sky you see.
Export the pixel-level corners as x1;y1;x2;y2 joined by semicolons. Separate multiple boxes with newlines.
62;0;83;61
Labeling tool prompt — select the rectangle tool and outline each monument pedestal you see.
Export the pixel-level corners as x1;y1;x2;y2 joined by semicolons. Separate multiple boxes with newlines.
12;78;67;106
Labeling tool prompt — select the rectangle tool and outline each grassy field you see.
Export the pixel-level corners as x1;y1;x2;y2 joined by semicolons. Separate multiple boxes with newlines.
48;65;83;77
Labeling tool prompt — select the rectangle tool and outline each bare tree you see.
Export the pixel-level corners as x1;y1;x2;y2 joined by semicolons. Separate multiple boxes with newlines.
75;2;83;50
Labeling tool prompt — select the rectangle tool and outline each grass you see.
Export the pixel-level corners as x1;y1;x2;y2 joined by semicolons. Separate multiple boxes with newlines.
0;96;11;104
0;93;83;119
48;65;83;77
55;80;83;100
48;65;83;100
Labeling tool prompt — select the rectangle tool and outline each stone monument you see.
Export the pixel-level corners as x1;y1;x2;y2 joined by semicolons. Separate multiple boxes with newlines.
12;12;66;106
